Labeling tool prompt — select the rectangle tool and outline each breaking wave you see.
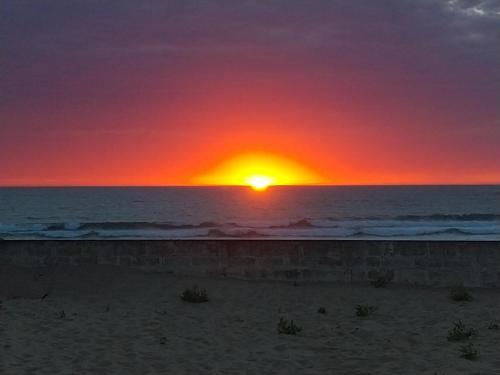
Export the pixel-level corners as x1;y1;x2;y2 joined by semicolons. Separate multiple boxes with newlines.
1;214;499;240
395;213;500;221
270;219;316;229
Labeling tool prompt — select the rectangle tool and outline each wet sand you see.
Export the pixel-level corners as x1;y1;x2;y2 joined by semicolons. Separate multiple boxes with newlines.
1;265;499;374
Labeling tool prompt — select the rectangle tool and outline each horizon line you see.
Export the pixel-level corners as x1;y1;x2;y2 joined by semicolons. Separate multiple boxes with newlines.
0;183;499;188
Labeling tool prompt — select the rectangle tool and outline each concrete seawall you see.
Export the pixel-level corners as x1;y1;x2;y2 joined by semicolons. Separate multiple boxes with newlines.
1;240;499;287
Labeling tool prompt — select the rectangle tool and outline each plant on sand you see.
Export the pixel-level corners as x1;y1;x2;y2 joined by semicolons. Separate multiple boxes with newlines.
450;285;473;302
355;304;377;317
459;343;479;360
371;270;394;288
317;307;327;314
180;286;209;303
487;322;499;330
447;320;476;341
277;317;302;335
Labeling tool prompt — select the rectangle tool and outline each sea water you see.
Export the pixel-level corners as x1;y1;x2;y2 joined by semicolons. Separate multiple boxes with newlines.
0;186;499;240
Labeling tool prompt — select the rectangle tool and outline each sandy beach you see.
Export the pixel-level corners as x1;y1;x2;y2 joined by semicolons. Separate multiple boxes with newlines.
1;265;500;374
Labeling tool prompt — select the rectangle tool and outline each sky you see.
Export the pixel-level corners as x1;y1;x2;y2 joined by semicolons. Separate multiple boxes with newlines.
1;0;499;186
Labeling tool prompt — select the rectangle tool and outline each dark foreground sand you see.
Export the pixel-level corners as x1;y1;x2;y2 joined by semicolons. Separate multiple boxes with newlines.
1;265;500;375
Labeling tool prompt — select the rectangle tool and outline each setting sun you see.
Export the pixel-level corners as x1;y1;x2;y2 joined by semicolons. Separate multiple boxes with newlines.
193;152;325;188
245;175;274;191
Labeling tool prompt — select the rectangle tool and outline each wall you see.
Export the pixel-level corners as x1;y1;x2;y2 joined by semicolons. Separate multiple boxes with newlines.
1;240;499;287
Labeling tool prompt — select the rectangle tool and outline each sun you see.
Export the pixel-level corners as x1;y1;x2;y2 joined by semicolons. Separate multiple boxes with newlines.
244;174;274;191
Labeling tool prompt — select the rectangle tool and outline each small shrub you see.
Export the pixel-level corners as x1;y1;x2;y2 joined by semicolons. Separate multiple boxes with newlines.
277;317;302;335
372;277;388;288
355;304;377;317
450;285;472;302
488;322;499;330
371;270;394;288
459;343;479;360
447;320;476;341
180;286;209;303
317;307;327;314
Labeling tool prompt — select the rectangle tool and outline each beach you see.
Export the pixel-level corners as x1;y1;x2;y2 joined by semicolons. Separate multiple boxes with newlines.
1;264;499;374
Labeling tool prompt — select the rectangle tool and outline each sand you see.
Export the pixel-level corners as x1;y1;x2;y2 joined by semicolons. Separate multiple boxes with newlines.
1;265;500;374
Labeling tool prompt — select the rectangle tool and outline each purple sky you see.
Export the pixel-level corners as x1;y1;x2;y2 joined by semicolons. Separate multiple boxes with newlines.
1;0;499;185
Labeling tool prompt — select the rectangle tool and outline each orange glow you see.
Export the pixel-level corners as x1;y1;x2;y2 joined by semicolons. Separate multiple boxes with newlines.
193;152;325;187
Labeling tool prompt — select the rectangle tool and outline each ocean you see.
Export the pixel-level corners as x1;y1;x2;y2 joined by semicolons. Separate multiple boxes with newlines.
0;186;499;240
